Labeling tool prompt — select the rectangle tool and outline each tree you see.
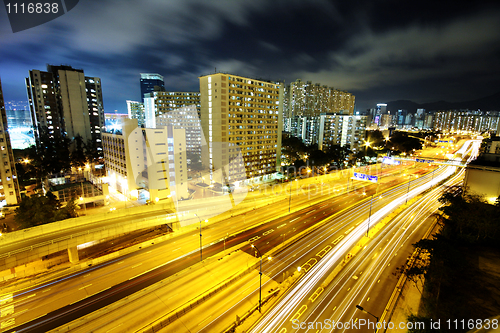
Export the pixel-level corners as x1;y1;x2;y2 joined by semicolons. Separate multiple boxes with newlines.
84;138;101;165
388;131;423;153
366;130;385;148
281;136;307;165
326;145;351;169
308;148;330;169
14;192;77;229
71;134;87;170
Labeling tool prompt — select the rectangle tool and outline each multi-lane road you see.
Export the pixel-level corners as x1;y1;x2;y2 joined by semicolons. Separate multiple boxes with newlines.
2;141;477;333
1;162;420;332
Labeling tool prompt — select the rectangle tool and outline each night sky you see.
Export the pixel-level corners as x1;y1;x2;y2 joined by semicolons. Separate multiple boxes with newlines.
1;0;499;113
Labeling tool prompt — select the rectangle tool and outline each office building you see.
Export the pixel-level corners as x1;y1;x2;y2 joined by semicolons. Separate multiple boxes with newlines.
0;79;21;205
199;73;283;185
26;65;104;156
140;73;165;102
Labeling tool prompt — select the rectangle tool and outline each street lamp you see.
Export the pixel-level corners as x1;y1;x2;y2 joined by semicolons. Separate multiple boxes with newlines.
367;195;373;237
79;196;86;215
251;244;271;313
194;214;208;262
406;174;418;204
355;305;379;332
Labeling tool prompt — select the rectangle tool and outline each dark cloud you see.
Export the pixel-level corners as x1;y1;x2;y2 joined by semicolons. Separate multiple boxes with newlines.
0;0;499;112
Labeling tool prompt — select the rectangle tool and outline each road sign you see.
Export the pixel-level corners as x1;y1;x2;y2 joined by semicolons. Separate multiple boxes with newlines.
353;172;378;183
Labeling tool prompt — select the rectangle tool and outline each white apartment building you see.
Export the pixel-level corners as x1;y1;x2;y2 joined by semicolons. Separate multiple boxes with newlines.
102;118;188;202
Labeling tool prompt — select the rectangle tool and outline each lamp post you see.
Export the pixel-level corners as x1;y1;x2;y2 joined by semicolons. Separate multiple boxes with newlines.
194;214;208;262
355;305;379;332
367;195;373;237
288;182;292;213
251;244;271;313
406;174;417;204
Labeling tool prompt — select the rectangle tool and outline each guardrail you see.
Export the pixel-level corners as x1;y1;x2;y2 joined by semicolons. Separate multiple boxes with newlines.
0;213;177;260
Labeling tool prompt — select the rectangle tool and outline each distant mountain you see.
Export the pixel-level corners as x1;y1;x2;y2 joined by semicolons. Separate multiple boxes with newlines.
387;91;500;113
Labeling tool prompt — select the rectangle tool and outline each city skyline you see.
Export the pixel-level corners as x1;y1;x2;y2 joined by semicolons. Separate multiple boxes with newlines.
1;0;500;113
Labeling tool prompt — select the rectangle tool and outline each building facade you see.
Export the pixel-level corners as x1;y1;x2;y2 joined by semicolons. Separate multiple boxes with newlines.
26;65;104;156
140;73;165;102
318;114;367;152
143;91;202;164
199;73;283;185
0;78;21;205
433;110;500;133
126;100;146;127
102;118;188;202
286;79;355;118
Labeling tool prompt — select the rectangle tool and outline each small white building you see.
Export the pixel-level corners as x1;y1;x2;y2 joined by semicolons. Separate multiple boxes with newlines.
102;118;188;202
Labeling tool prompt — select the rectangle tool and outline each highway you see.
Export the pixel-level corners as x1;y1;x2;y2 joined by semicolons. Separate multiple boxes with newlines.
249;140;479;333
0;163;419;332
54;161;447;332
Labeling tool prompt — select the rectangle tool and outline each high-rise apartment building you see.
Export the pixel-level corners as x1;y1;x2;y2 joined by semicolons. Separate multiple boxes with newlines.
318;114;367;152
199;73;283;184
126;100;146;127
26;65;104;156
144;91;202;164
290;113;367;153
286;79;355;118
433;110;500;133
0;79;21;205
140;73;165;102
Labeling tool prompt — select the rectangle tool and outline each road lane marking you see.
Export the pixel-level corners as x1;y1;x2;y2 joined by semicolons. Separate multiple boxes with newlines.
173;247;181;252
367;297;370;302
277;223;286;229
106;323;123;332
332;235;344;245
345;226;355;234
79;284;92;290
132;263;143;269
316;245;332;258
309;287;324;303
290;217;299;222
302;258;317;272
1;318;15;329
290;305;307;322
305;209;316;215
333;306;337;311
18;294;35;303
1;305;14;317
263;229;274;236
248;236;260;243
278;328;287;333
0;294;12;305
198;315;213;326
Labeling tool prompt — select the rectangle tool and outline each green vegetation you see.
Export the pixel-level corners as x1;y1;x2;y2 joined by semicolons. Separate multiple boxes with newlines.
402;188;500;332
281;130;425;173
14;192;78;229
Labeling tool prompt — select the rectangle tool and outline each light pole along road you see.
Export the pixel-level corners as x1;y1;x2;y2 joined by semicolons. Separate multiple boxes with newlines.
248;141;478;333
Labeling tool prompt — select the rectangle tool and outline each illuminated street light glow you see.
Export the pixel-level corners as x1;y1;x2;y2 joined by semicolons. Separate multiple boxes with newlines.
250;141;479;333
